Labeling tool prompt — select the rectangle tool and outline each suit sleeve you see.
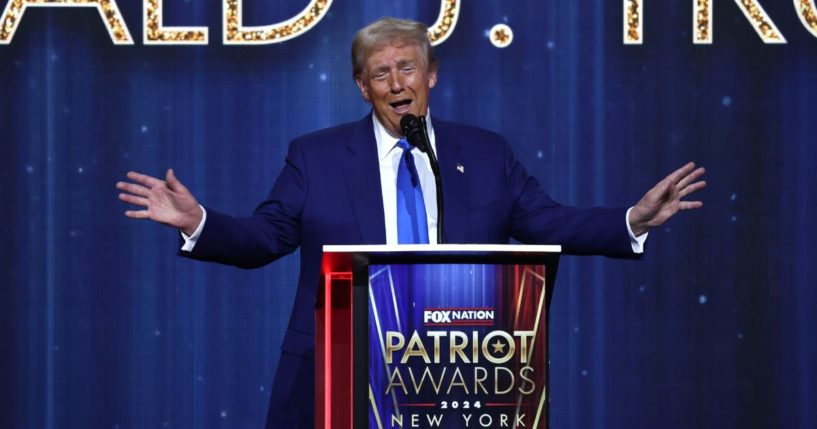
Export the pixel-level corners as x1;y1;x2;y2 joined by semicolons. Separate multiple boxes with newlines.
503;140;636;258
179;138;308;269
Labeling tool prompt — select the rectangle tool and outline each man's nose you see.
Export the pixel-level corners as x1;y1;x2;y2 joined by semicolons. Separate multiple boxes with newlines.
389;73;405;92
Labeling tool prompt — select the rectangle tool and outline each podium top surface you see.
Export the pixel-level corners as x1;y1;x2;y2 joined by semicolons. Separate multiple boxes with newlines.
321;244;562;273
322;244;561;254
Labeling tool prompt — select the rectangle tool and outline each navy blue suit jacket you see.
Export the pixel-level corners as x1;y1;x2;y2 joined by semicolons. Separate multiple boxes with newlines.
183;114;635;426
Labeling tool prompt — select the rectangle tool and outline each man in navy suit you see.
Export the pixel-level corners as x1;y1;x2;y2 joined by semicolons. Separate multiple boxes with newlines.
117;17;705;428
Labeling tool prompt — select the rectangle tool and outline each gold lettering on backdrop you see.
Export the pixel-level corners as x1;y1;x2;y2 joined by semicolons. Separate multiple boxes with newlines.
0;0;133;44
796;0;817;38
632;0;786;44
734;0;786;43
427;0;460;46
144;0;207;44
489;22;513;48
2;0;813;46
0;0;462;45
694;0;712;43
624;0;642;44
223;0;332;44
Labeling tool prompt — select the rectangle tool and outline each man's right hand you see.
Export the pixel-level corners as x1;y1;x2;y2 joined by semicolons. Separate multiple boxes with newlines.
116;169;203;236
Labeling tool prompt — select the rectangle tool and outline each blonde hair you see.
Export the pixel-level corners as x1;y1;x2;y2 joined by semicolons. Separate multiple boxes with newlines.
351;17;437;78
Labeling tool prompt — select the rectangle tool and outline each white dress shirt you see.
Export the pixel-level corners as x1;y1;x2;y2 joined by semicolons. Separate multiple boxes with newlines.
373;113;438;245
182;114;646;253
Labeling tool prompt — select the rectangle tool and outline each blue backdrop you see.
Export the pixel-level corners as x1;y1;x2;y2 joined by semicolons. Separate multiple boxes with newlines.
1;1;815;428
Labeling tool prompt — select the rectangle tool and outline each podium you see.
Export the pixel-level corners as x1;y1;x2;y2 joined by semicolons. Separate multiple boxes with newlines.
316;244;561;429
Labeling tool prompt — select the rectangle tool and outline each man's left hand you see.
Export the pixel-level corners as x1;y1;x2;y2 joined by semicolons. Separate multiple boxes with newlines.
628;162;707;236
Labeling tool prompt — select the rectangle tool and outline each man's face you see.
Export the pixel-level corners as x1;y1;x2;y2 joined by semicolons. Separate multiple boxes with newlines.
355;41;437;137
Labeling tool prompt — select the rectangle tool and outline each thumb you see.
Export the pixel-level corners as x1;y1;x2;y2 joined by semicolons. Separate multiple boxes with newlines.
165;168;188;193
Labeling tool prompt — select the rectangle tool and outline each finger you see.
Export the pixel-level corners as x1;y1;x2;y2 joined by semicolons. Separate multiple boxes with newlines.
124;209;152;219
679;201;703;210
665;162;696;186
676;167;705;190
116;181;151;197
678;180;707;198
165;168;189;193
119;193;150;207
126;171;165;188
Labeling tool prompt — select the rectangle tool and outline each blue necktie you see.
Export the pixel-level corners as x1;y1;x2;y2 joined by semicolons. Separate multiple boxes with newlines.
396;139;429;244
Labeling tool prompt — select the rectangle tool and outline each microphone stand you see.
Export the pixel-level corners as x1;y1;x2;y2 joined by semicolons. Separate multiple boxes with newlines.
419;116;444;244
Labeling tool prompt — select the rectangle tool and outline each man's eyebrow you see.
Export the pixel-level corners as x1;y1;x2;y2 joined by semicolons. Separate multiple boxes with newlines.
395;59;417;67
368;58;418;74
369;64;390;73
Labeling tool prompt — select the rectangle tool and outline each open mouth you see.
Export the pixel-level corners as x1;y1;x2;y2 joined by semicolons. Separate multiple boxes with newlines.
389;99;412;112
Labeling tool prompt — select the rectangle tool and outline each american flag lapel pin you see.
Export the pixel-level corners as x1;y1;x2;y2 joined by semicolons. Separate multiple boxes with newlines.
456;163;464;173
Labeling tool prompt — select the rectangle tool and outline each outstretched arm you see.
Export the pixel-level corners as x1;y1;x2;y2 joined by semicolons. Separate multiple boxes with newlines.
116;169;203;236
628;162;707;236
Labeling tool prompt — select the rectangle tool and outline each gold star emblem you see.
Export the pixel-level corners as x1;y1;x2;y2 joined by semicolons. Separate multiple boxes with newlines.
491;339;506;354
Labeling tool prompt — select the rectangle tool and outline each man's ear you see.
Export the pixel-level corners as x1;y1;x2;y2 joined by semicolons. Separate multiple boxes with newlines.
427;65;438;89
355;77;371;102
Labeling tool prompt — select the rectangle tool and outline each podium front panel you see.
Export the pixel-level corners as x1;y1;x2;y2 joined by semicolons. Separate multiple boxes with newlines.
317;245;559;429
368;262;549;429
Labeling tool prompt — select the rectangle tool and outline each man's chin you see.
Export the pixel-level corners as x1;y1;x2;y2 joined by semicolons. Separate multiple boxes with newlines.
380;117;403;137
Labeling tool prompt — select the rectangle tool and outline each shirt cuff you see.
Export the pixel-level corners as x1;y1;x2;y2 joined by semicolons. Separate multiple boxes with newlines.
626;206;648;254
180;205;207;252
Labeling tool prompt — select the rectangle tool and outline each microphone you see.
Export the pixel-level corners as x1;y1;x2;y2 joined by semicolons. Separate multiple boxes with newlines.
400;114;444;244
400;114;429;152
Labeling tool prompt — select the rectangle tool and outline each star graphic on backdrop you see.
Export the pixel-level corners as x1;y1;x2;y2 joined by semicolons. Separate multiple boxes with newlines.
489;23;513;48
491;339;506;354
492;28;510;44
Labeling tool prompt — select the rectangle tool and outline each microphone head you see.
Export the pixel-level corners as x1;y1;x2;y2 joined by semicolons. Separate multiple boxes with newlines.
400;114;428;152
400;113;419;133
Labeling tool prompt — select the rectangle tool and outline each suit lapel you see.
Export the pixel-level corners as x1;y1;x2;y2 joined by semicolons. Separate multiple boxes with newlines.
341;114;387;244
433;120;468;243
